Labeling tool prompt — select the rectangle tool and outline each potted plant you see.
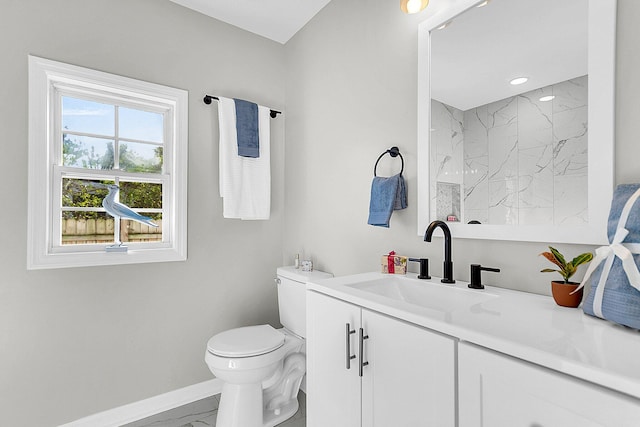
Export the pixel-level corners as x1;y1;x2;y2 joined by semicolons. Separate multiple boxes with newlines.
540;246;593;307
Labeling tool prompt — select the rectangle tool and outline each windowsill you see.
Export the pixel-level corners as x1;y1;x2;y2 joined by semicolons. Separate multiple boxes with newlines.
28;245;186;270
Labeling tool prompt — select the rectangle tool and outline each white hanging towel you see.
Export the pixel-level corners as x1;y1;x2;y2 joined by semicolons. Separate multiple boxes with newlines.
218;96;271;220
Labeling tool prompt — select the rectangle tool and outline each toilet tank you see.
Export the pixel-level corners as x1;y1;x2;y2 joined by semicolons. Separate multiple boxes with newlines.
276;266;332;338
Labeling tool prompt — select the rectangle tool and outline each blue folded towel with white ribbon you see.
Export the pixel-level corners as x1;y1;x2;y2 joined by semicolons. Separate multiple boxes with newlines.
579;184;640;328
234;98;259;158
368;174;407;227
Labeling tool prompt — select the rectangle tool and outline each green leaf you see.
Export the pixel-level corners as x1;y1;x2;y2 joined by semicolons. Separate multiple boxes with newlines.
540;268;560;273
564;264;577;280
571;252;593;268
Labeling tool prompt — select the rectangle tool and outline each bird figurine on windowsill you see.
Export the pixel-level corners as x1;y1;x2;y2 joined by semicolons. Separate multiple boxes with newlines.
102;184;158;252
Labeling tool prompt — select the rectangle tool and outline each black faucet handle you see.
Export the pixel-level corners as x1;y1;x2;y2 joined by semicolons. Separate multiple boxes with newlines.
408;258;431;280
469;264;500;289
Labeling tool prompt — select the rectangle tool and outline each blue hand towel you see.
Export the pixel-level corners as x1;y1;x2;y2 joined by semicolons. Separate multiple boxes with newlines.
395;174;408;210
234;98;259;158
368;174;407;227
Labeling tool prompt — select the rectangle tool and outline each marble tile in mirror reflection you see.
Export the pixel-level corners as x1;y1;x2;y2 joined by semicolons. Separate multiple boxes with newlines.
430;75;588;226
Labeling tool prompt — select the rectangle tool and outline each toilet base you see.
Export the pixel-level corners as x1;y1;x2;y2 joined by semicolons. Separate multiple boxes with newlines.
215;383;300;427
214;352;305;427
263;397;299;427
216;382;263;427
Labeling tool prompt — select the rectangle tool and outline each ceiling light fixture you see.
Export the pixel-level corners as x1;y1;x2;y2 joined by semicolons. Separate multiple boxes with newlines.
510;77;529;85
401;0;429;14
476;0;491;7
437;21;451;30
539;95;555;102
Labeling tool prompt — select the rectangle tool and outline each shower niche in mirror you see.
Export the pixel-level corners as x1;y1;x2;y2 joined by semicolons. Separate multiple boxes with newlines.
417;0;616;244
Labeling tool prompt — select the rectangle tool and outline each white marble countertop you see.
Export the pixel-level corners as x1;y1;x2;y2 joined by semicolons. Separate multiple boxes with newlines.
307;272;640;400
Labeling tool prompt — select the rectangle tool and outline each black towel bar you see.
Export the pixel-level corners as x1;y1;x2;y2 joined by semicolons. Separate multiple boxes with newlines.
203;94;281;118
374;146;404;177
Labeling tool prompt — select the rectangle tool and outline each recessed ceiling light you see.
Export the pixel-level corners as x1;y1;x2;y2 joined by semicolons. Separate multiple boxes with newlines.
510;77;528;85
476;0;490;7
539;95;555;102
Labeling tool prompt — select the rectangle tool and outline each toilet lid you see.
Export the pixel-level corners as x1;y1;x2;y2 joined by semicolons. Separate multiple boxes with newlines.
207;325;285;357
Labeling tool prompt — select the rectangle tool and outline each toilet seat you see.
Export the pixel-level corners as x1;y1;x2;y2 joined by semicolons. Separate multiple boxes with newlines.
207;324;285;357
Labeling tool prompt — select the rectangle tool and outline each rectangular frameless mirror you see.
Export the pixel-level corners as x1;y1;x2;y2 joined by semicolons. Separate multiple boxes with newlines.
417;0;616;244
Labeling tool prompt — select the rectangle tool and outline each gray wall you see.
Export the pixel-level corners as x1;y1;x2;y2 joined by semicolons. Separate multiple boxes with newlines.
284;0;639;294
0;1;285;425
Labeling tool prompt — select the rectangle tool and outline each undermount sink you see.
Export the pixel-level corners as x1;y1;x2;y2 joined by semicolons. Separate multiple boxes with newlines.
345;276;497;313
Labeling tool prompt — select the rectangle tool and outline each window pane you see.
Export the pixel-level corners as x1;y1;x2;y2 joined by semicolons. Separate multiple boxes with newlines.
61;211;115;245
119;106;163;143
62;96;114;136
121;215;163;243
62;178;112;208
119;181;163;209
119;142;163;173
63;134;114;169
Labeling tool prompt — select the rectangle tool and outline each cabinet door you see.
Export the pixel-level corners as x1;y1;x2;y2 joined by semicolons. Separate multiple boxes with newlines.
459;342;640;427
361;309;456;427
306;291;361;427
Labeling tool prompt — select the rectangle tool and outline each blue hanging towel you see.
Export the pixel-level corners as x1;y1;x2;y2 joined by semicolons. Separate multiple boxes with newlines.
234;98;259;158
368;174;407;227
395;174;407;210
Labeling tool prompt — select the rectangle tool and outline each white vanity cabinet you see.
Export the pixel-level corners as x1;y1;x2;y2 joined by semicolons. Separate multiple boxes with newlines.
458;342;640;427
306;290;456;427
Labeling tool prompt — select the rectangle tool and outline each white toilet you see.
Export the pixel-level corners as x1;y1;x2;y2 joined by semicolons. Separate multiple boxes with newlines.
205;266;332;427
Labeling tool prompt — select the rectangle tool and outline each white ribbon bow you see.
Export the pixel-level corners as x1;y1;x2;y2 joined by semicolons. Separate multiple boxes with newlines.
577;227;640;293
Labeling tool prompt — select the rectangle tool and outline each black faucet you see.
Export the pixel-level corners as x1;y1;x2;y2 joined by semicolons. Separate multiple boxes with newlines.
424;220;455;284
469;264;500;289
408;258;431;279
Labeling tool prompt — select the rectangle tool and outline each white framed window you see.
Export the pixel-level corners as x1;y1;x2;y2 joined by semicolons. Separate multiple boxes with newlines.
28;56;188;269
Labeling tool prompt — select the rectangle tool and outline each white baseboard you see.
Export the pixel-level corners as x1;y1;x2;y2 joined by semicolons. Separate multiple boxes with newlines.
59;378;223;427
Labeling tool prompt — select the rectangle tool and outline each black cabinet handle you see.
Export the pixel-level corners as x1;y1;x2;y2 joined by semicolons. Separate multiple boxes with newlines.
359;327;369;377
345;323;356;369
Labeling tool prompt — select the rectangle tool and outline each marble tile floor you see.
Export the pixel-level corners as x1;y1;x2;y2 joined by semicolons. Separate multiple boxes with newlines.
121;391;306;427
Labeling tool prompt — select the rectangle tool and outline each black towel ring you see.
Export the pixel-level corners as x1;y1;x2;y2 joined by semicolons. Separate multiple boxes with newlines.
374;146;404;177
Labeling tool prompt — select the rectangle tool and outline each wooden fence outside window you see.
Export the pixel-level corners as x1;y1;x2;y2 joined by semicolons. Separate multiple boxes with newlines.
62;218;162;244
